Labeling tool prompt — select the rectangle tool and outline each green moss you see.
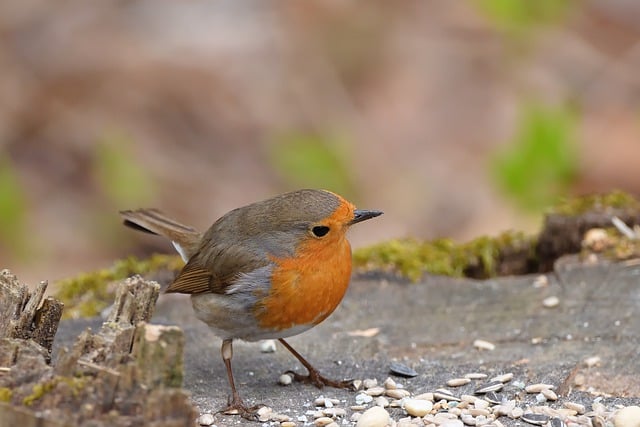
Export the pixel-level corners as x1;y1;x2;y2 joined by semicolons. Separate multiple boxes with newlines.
23;378;58;406
552;190;640;216
22;375;90;406
55;254;183;319
354;230;536;281
0;387;12;402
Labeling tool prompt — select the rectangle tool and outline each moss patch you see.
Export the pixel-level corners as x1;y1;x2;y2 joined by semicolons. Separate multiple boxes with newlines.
55;254;183;319
353;230;537;281
551;190;640;216
0;387;12;402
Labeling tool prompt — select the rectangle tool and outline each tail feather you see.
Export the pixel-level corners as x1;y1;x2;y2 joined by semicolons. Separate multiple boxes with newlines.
120;208;201;261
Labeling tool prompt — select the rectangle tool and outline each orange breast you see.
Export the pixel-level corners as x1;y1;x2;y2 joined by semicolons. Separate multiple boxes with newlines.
255;236;352;331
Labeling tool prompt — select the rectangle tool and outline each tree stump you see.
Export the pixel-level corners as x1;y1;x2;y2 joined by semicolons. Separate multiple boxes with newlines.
0;271;197;427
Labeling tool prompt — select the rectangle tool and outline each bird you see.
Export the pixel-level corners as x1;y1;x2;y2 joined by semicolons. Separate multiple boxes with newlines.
120;189;382;418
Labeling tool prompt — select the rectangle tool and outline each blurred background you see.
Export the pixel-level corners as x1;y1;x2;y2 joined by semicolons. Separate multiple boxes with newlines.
1;0;640;285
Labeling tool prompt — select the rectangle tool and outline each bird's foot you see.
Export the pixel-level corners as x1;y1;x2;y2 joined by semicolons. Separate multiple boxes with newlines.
219;395;264;420
285;369;356;390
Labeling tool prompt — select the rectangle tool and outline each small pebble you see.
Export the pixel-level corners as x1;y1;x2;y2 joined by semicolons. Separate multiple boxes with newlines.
389;362;418;378
355;393;374;405
314;416;334;426
549;418;566;427
363;378;378;389
374;396;389;407
614;406;640;427
543;296;560;308
473;339;496;351
446;378;471;387
355;406;390;427
403;398;433;417
260;339;277;353
323;408;346;418
198;413;215;426
584;356;601;367
257;406;273;422
279;373;293;386
383;377;397;390
533;275;548;287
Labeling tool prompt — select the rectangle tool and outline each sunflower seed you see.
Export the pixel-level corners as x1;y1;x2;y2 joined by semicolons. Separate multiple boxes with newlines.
389;362;418;378
521;413;549;425
474;380;504;394
484;391;503;404
549;418;566;427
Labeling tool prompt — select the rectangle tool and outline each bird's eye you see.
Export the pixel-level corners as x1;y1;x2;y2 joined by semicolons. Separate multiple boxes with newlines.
311;225;330;237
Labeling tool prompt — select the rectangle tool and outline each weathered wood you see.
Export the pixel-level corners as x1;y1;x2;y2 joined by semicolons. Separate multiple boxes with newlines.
0;271;197;427
0;270;63;361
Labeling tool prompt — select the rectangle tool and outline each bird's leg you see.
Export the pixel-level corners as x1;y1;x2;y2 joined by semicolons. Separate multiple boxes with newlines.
219;339;263;420
278;338;356;390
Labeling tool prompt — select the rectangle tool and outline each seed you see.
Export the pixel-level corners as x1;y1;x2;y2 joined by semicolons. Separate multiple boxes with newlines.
490;373;514;383
468;408;491;417
541;388;558;401
389;362;418;378
362;378;378;389
433;389;461;401
563;401;585;414
447;378;471;387
365;386;386;397
413;392;434;401
521;413;550;425
474;380;503;394
314;416;334;426
373;396;389;407
464;372;488;380
484;391;503;404
525;383;554;393
385;389;411;399
281;422;296;427
474;399;490;410
510;407;524;419
473;339;496;351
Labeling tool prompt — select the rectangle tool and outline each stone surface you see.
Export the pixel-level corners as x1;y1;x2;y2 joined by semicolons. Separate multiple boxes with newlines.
49;256;640;426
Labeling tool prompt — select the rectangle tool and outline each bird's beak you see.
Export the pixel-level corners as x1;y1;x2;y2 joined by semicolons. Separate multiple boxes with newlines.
350;209;383;225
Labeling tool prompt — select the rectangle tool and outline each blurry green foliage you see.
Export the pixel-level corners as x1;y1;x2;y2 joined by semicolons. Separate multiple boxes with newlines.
95;132;155;207
0;156;27;255
269;132;354;196
491;103;579;211
476;0;571;36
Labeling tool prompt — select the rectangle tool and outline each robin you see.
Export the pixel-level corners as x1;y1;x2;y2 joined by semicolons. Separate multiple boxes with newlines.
120;189;382;418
